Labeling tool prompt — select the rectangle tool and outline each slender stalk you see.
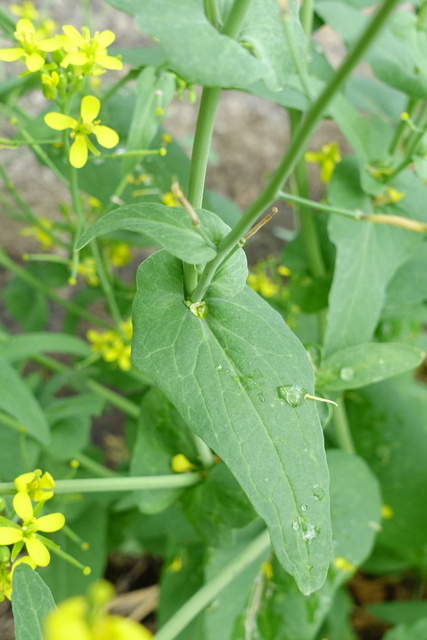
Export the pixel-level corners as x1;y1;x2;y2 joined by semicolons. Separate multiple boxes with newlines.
95;148;166;160
0;249;111;328
191;0;401;301
388;97;418;155
203;0;222;27
0;474;202;495
386;102;427;180
332;398;356;455
154;529;271;640
74;453;118;478
0;411;25;434
300;0;314;64
33;354;141;419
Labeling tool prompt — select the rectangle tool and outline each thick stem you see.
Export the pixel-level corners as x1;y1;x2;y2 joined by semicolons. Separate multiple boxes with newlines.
154;529;271;640
203;0;222;27
191;0;400;301
332;398;356;455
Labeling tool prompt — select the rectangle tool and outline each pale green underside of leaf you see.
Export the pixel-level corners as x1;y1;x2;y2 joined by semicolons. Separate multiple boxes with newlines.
132;250;331;594
12;564;56;640
324;159;424;356
317;343;425;392
0;358;50;444
76;204;218;264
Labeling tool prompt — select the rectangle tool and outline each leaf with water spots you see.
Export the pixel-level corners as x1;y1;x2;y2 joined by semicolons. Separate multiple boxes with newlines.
132;249;331;594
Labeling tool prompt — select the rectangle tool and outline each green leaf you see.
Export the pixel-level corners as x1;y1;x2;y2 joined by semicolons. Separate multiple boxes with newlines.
0;332;91;362
384;242;427;309
132;250;331;594
0;359;50;444
369;602;427;626
118;387;198;514
11;564;56;640
0;429;40;480
228;450;380;640
383;619;427;640
4;277;48;331
317;343;424;391
324;159;424;355
158;544;206;640
76;204;218;264
133;0;268;89
347;375;427;558
122;67;175;176
181;464;256;547
46;394;105;460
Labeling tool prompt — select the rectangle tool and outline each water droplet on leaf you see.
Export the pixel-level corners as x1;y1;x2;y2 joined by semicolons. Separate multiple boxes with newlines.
312;485;325;501
215;364;223;371
292;521;300;531
277;385;307;407
301;504;307;512
340;367;354;381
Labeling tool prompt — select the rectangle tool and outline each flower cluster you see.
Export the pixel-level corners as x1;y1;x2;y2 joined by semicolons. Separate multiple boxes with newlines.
0;469;65;601
44;580;152;640
305;142;341;183
87;318;133;371
0;5;122;167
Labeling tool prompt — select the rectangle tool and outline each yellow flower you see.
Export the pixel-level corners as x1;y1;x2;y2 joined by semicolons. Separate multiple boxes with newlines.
305;142;341;183
0;492;65;567
0;556;36;602
334;556;355;572
373;187;405;207
44;95;119;169
20;216;53;249
87;319;133;371
0;18;63;72
61;25;123;74
171;454;196;473
247;272;279;298
381;504;394;519
77;257;99;286
9;1;38;21
41;69;60;99
161;192;179;207
261;561;273;580
277;265;291;277
44;580;152;640
161;132;173;145
109;242;131;267
14;469;55;501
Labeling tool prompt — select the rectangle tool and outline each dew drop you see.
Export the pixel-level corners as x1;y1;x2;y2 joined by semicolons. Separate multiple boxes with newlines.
302;522;318;542
301;504;308;512
339;367;354;382
292;521;300;531
277;385;307;407
215;364;223;371
312;485;325;502
258;391;265;403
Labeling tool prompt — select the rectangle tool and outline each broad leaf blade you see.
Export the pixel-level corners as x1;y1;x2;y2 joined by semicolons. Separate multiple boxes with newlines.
76;204;218;264
317;343;424;391
132;250;331;594
0;332;91;362
0;359;50;444
12;564;56;640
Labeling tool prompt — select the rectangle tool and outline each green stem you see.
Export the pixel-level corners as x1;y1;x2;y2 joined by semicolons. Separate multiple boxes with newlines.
154;529;270;640
183;0;254;297
102;69;139;104
95;148;166;160
387;102;427;180
74;453;118;478
0;411;25;434
388;97;418;155
0;474;202;494
191;0;400;302
300;0;314;63
332;398;356;455
279;191;365;219
0;249;111;329
33;354;141;418
203;0;222;27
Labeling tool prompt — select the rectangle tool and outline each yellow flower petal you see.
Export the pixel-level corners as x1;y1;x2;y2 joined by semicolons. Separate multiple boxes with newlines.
14;471;37;493
26;536;50;566
95;54;123;70
25;51;45;72
62;24;86;48
44;598;92;640
37;35;64;53
13;492;34;522
96;616;153;640
69;136;88;169
61;52;88;68
16;18;35;34
80;95;100;122
44;112;77;131
0;527;23;545
36;512;65;533
97;29;116;48
93;125;119;149
0;47;25;62
171;454;195;473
